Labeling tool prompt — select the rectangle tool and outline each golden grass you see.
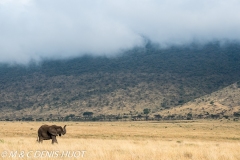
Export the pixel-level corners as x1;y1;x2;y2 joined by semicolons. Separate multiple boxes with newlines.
0;120;240;160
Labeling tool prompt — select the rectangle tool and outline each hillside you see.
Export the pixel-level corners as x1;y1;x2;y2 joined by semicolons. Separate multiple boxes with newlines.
0;42;240;120
158;82;240;120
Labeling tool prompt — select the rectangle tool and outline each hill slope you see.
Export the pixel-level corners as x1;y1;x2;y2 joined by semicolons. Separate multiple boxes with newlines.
0;42;240;120
159;82;240;120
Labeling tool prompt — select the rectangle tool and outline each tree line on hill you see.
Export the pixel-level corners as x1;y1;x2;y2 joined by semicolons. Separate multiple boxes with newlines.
2;109;240;121
0;42;240;119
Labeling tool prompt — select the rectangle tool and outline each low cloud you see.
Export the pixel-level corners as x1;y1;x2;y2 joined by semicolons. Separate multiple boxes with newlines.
1;0;240;64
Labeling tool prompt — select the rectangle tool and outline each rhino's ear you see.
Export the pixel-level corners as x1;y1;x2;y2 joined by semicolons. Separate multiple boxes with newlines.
48;126;57;136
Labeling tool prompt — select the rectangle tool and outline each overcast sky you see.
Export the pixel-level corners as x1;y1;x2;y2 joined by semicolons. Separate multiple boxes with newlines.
1;0;240;64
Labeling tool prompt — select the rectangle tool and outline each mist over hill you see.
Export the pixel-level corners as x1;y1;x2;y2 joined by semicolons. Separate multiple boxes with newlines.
0;42;240;120
2;0;240;64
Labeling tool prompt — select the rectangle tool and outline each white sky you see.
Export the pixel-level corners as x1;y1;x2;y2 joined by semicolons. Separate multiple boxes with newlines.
1;0;240;64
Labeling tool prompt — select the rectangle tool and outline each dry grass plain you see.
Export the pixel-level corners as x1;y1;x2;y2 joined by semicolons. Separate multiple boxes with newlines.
0;120;240;160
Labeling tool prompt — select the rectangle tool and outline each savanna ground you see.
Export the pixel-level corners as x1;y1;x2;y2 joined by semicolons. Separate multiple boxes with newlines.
0;120;240;160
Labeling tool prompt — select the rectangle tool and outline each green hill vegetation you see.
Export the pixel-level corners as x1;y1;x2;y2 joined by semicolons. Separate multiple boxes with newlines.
0;42;240;121
159;82;240;120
